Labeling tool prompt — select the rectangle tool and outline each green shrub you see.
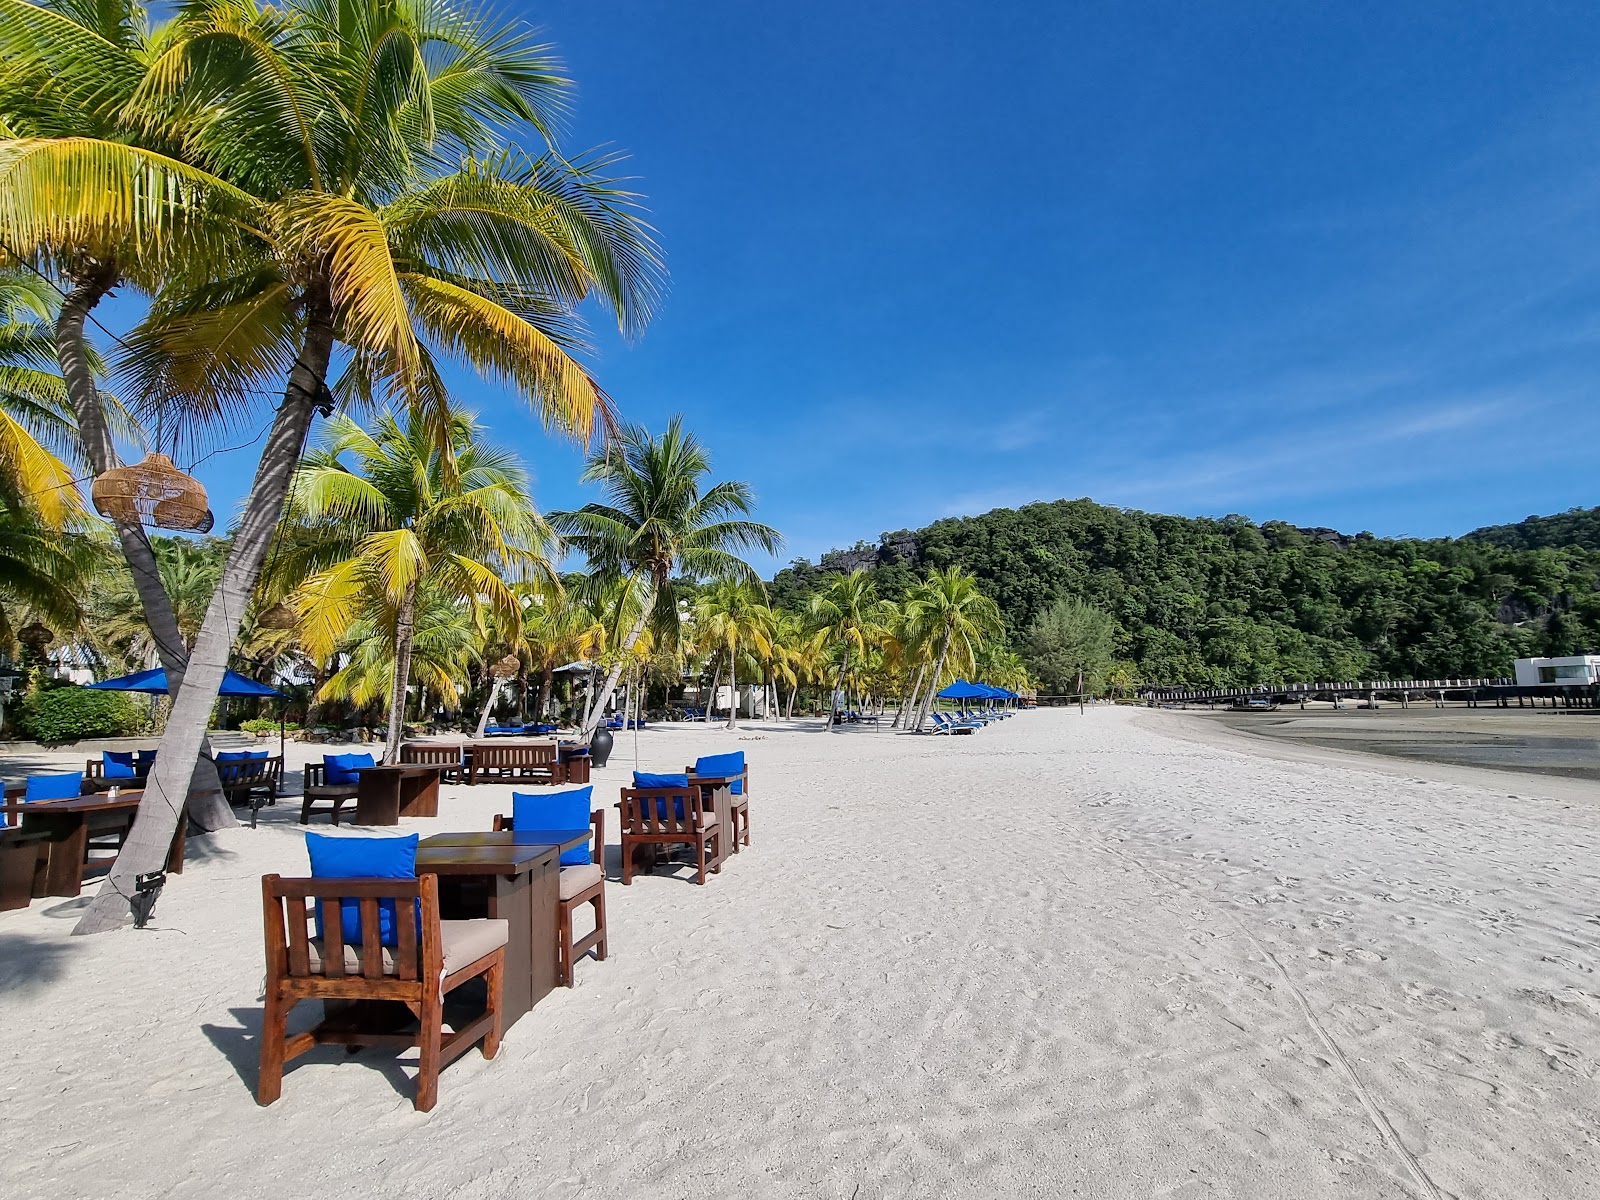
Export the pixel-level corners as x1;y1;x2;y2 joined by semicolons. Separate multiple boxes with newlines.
19;687;144;742
240;717;300;734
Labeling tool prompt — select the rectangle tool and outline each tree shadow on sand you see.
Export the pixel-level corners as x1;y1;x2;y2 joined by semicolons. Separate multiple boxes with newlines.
0;929;79;996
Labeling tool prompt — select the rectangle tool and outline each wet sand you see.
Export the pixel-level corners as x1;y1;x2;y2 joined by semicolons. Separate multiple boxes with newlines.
1190;704;1600;783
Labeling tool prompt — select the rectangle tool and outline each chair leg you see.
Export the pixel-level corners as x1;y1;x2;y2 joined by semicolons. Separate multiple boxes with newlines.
483;952;503;1059
695;838;707;885
415;993;443;1113
593;887;608;961
257;988;288;1106
621;837;634;885
299;797;312;825
558;899;574;988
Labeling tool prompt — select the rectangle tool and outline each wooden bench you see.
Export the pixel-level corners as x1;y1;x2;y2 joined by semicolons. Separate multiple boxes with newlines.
219;757;283;828
401;742;467;784
258;873;506;1111
468;740;562;786
300;763;357;826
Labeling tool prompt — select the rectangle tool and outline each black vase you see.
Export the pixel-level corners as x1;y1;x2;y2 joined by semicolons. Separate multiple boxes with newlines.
589;726;614;768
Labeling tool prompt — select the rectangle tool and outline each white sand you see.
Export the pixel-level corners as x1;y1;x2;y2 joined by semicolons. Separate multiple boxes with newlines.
2;708;1598;1198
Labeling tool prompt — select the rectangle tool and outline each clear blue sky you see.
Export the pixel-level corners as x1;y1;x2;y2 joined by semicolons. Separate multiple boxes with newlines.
171;1;1600;575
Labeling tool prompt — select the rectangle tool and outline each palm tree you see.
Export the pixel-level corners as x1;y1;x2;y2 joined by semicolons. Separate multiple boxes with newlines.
552;417;779;737
319;585;478;722
86;535;222;669
693;580;773;728
806;570;891;729
907;566;1004;731
0;0;662;931
283;406;553;763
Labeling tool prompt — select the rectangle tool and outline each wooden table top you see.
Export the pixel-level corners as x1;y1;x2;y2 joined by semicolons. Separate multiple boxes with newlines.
416;830;586;875
2;791;144;814
355;763;443;777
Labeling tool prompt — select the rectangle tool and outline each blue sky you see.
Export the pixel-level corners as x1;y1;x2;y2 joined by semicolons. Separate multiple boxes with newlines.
167;1;1600;575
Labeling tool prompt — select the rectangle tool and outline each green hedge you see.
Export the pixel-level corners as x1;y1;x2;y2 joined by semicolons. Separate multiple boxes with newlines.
239;717;300;734
18;687;144;742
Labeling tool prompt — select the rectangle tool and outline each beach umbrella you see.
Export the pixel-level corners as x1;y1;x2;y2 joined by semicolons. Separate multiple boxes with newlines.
89;668;289;755
936;679;989;701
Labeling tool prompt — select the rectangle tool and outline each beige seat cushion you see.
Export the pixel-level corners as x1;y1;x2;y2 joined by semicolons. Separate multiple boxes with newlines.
309;918;508;976
559;862;604;901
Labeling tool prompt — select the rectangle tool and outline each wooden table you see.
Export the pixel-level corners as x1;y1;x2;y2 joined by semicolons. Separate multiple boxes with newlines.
416;830;587;1026
556;743;591;784
353;764;442;825
0;792;186;897
693;779;734;870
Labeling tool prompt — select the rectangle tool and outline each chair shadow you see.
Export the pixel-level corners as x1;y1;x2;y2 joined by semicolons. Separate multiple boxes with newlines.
202;1004;417;1103
0;929;79;995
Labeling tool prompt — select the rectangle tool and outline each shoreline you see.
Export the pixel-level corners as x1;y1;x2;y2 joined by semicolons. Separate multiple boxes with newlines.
1138;704;1600;806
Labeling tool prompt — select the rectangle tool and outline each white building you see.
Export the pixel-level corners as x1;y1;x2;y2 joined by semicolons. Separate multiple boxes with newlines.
1513;655;1600;687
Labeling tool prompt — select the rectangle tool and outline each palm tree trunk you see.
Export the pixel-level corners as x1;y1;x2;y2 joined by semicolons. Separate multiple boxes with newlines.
913;628;954;732
894;664;926;729
536;667;554;723
826;649;850;729
383;579;419;763
726;644;738;729
474;674;502;738
786;684;797;719
704;656;720;723
581;587;651;738
55;270;233;831
75;296;337;935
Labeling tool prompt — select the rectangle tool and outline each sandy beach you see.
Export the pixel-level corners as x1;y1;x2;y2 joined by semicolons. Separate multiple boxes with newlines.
2;707;1598;1199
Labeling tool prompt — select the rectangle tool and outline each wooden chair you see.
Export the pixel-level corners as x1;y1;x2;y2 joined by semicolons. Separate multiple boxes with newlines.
468;740;561;786
401;742;467;784
258;872;506;1112
220;757;283;828
492;810;607;988
616;785;721;886
686;761;751;852
300;763;358;825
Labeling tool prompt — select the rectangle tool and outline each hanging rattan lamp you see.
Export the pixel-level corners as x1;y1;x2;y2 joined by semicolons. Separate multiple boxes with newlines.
92;453;215;534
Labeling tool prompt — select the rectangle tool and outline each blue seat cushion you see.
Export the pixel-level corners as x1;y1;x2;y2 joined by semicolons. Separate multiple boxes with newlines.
694;752;745;795
217;749;270;764
323;752;374;786
25;772;82;801
136;749;157;763
511;786;595;865
304;831;420;947
102;751;137;779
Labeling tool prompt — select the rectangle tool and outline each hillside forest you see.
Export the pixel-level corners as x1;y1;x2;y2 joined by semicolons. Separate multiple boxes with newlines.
769;500;1600;693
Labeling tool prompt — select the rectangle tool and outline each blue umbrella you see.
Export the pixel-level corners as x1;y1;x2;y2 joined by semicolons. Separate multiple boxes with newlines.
936;679;990;700
88;667;286;698
90;668;289;756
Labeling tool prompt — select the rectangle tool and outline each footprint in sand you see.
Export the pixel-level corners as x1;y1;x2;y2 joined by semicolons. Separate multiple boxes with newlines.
1344;948;1386;963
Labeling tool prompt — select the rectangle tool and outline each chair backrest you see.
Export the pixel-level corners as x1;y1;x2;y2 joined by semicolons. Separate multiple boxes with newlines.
25;772;83;801
401;742;466;766
261;872;439;986
618;786;708;836
492;807;604;863
472;741;557;768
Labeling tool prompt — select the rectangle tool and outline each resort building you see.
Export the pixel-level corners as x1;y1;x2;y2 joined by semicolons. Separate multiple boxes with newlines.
1512;655;1600;687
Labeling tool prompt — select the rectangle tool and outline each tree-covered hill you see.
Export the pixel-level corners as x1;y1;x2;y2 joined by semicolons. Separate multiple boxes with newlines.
1462;507;1600;553
769;499;1600;688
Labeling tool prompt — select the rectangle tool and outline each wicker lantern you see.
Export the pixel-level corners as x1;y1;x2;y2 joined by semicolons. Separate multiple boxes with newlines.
18;621;52;657
92;453;215;533
490;654;521;680
258;602;298;630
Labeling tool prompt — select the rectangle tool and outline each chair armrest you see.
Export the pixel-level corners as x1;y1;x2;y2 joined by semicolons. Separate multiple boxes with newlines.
590;808;604;858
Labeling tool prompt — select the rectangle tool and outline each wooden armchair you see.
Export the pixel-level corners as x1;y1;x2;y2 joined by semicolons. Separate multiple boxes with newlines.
258;872;506;1112
492;809;607;988
300;763;357;826
686;759;751;853
616;785;722;886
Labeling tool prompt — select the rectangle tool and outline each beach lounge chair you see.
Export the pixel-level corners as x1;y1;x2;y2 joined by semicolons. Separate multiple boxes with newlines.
258;865;506;1112
617;781;721;885
931;714;976;735
494;790;607;988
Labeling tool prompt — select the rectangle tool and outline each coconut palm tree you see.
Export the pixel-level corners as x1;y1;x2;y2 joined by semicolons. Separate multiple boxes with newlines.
806;570;892;729
552;417;779;737
0;0;663;931
907;566;1004;731
693;579;773;728
282;406;553;763
86;535;222;669
318;585;478;720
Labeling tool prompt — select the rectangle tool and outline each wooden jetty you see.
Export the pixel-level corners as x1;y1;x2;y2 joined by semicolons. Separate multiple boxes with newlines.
1142;678;1600;710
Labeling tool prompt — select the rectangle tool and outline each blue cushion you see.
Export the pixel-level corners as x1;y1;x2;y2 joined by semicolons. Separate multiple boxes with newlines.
632;771;688;789
102;751;137;779
25;772;82;801
218;749;271;763
511;786;594;865
694;752;746;795
136;749;157;763
304;832;419;946
323;752;374;786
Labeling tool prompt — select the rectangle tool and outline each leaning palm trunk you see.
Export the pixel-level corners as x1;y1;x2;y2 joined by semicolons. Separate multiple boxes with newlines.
56;273;234;830
893;664;926;729
582;590;651;738
726;645;738;729
75;306;337;935
826;650;850;729
912;628;954;732
383;581;419;763
536;668;553;724
473;673;503;738
703;657;720;723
